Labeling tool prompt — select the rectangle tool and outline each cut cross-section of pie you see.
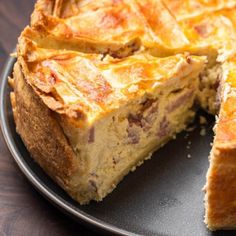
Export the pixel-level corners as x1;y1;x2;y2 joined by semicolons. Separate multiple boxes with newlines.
176;6;236;114
12;32;206;204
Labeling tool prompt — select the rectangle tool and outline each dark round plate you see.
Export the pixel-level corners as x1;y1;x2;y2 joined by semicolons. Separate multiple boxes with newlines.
0;56;235;236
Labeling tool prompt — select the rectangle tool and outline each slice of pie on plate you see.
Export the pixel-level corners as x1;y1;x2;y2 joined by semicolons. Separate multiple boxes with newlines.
11;31;206;203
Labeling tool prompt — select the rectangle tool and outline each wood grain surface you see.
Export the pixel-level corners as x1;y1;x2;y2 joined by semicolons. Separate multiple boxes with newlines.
0;1;101;235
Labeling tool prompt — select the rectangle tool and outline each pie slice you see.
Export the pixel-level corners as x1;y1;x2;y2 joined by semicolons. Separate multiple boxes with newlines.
12;31;206;203
205;57;236;230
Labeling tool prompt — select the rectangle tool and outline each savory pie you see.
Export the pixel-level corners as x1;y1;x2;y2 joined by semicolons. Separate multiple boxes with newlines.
10;0;236;230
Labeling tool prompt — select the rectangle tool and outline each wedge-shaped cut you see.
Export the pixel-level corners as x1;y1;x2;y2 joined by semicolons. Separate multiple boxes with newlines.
13;35;206;203
174;6;236;114
205;58;236;230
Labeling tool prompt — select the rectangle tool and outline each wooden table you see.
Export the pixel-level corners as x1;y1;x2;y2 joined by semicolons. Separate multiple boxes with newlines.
0;1;100;235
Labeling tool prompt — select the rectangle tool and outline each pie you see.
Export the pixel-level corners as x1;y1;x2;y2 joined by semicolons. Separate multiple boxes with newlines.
10;0;236;230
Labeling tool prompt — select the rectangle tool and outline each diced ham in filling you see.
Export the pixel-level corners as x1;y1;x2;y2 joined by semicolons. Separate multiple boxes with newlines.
88;127;95;143
128;114;143;127
157;116;170;138
127;125;140;144
127;98;159;144
194;23;209;38
126;89;193;144
166;90;193;113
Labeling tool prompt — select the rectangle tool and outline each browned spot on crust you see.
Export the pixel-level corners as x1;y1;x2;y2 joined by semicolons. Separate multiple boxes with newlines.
194;24;209;38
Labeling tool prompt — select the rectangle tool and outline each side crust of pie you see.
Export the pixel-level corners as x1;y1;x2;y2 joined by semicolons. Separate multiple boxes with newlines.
205;60;236;230
205;143;236;230
11;62;83;201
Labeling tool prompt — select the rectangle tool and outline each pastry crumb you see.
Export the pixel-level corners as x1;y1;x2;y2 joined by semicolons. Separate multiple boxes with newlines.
186;126;196;132
200;127;206;136
199;116;207;125
128;84;139;93
184;133;189;139
186;141;191;149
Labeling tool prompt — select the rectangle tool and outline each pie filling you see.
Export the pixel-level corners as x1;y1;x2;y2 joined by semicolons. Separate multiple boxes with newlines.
66;84;198;202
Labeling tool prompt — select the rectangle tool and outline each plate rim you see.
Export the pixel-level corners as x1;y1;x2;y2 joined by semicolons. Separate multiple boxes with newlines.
0;55;139;236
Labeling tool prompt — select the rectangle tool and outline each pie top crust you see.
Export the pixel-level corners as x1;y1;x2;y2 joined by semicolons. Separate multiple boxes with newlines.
16;0;236;125
18;29;205;125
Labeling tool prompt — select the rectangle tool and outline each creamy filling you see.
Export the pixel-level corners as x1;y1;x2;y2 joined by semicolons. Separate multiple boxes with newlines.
126;88;194;144
62;76;199;202
197;63;222;114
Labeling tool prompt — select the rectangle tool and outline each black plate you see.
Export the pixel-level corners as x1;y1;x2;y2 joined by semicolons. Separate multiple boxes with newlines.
1;56;235;236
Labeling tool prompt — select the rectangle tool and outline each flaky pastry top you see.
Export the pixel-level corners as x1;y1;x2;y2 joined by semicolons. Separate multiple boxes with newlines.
15;0;236;126
17;30;206;125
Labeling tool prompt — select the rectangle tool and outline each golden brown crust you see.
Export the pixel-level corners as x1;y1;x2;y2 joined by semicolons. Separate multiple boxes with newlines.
11;62;116;204
205;58;236;230
136;0;189;49
11;61;79;194
17;28;206;125
163;0;236;21
30;0;144;57
205;144;236;230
